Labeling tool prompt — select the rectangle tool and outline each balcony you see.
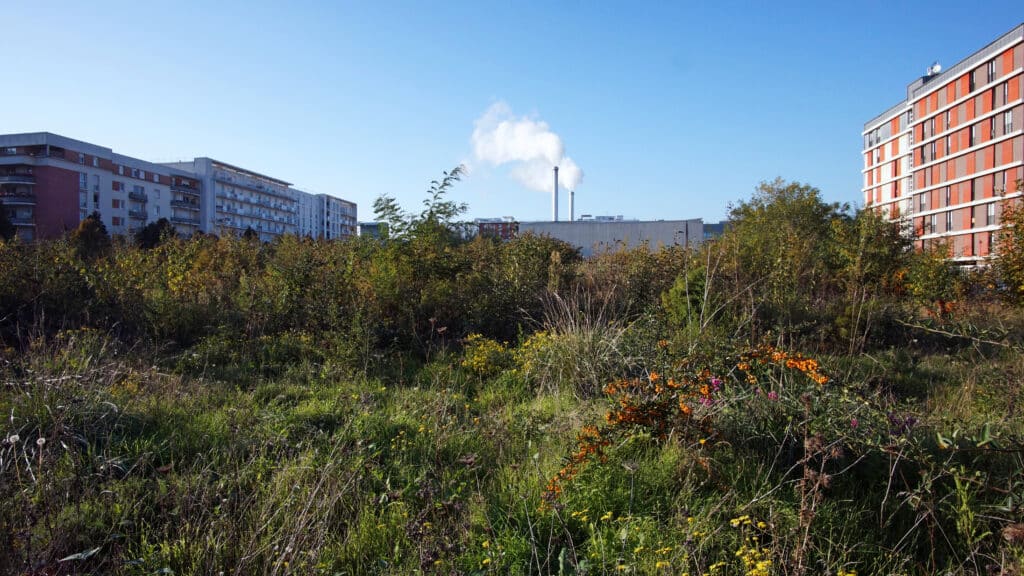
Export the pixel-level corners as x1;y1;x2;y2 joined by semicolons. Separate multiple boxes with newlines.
129;209;148;220
128;191;148;202
0;174;35;185
24;149;66;159
170;215;200;225
171;183;200;196
9;216;34;226
170;200;200;210
0;192;36;205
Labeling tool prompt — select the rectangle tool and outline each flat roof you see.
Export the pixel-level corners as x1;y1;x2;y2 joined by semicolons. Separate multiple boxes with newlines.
200;157;292;187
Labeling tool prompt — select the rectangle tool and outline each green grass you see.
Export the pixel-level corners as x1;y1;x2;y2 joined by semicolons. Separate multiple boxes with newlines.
2;324;1023;575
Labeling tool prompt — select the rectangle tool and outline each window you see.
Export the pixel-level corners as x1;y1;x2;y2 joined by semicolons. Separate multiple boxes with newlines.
930;141;936;160
155;190;160;200
944;186;951;206
970;73;976;92
946;111;951;130
987;203;996;226
78;153;85;164
155;205;160;215
140;170;146;180
946;211;953;231
118;165;124;176
929;214;937;233
112;199;121;209
131;168;139;178
987;60;996;84
930;117;935;136
1004;82;1009;104
133;185;144;194
919;147;926;164
990;116;997;139
92;157;99;167
970;180;976;202
945;135;951;155
153;173;159;183
112;217;122;226
920;193;928;211
92;174;99;191
970;125;977;146
79;172;87;190
1007;110;1014;134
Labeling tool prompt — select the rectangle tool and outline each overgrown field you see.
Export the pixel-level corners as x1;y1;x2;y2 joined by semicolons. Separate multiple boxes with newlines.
2;178;1023;575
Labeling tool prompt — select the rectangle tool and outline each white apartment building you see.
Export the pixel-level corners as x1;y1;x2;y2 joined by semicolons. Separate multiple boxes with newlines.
1;132;357;242
297;192;357;239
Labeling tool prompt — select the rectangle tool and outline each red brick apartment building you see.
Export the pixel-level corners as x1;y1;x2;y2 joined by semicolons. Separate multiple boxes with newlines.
863;23;1024;263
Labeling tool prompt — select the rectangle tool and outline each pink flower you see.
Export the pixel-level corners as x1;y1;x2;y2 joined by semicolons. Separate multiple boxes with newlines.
710;378;722;391
766;391;779;401
850;418;859;429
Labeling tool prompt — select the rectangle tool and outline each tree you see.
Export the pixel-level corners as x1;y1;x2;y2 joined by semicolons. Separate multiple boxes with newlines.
71;211;111;260
134;218;176;249
416;165;469;238
994;179;1024;303
371;195;407;240
718;178;850;334
371;165;469;242
0;202;15;242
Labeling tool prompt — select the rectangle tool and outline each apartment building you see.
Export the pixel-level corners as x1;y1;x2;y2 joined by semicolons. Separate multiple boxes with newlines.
298;191;358;239
163;157;301;242
476;217;519;240
0;133;201;240
0;132;356;242
863;23;1024;263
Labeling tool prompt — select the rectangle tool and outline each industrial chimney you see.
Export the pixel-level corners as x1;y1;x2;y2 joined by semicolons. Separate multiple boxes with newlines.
569;189;575;222
552;166;559;222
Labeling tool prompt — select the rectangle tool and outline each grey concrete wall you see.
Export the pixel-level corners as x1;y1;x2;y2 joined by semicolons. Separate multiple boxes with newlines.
519;219;703;257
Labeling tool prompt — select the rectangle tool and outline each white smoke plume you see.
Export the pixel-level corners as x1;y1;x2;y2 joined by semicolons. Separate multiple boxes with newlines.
472;101;583;191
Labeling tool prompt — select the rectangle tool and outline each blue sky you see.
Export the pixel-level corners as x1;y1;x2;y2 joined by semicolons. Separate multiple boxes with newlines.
4;2;1022;223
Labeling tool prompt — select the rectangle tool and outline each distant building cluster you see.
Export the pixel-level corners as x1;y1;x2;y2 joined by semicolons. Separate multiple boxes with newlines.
863;23;1023;264
0;132;356;242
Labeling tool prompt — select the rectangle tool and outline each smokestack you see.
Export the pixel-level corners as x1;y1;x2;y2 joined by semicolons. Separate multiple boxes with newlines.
552;166;559;222
569;189;575;222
